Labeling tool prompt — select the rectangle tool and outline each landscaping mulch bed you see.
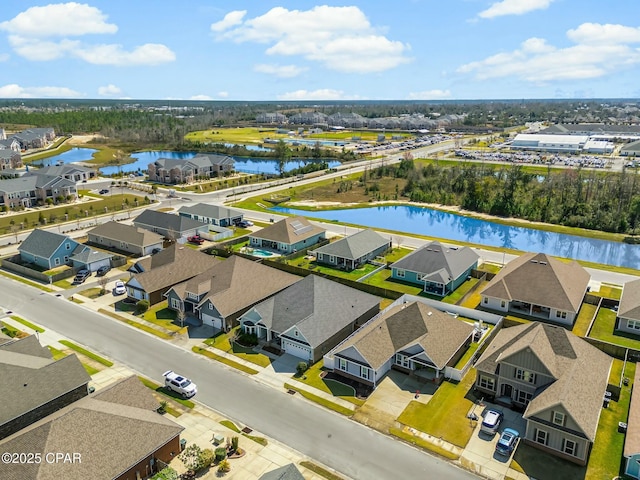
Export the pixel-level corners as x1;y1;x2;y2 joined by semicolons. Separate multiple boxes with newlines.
321;371;373;399
262;345;282;356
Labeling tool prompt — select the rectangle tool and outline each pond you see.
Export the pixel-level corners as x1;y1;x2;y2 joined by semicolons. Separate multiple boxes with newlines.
270;204;640;269
30;147;99;166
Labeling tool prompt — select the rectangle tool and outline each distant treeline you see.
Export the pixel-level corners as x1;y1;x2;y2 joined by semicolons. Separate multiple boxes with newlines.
371;159;640;234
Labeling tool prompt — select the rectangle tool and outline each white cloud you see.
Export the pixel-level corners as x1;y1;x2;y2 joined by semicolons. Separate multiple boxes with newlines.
190;94;213;100
277;89;356;100
210;10;246;32
217;91;229;98
98;84;122;96
0;83;84;98
74;43;175;66
479;0;554;19
213;6;410;73
0;2;117;37
458;22;640;82
254;63;307;78
407;89;452;100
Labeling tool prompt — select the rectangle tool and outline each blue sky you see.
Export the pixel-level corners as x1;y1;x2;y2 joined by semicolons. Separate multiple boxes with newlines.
0;1;639;100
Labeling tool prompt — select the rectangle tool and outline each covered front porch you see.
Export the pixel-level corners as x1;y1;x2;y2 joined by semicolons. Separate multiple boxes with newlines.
394;352;442;382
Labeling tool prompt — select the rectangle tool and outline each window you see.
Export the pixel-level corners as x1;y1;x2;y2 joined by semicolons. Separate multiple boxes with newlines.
170;298;181;309
63;256;69;263
65;242;71;250
54;257;60;266
556;311;567;319
552;411;565;426
478;376;495;391
535;429;548;446
294;330;299;337
329;255;336;263
628;320;640;331
338;358;347;371
516;368;536;383
396;269;405;278
395;354;410;368
500;300;506;308
517;390;533;405
416;273;424;281
562;439;577;457
483;297;488;304
360;366;370;380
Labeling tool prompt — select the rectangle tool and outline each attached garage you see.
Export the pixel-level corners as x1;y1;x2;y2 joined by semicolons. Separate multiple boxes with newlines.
282;339;312;361
201;313;223;329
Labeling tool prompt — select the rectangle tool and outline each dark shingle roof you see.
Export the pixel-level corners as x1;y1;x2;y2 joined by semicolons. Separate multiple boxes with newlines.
250;216;325;244
18;229;77;259
311;229;390;261
259;464;305;480
178;203;242;220
88;221;164;247
390;241;479;282
134;210;207;234
619;278;640;320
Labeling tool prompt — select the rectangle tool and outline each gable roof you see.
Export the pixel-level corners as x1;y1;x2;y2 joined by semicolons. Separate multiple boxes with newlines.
480;252;590;312
249;216;325;245
0;336;90;431
333;301;474;371
152;153;234;172
0;376;183;480
249;275;379;348
172;256;300;318
133;210;207;234
619;278;640;320
18;229;77;259
475;322;612;441
259;463;305;480
311;229;390;261
69;246;113;264
178;203;242;220
390;241;479;282
88;221;164;247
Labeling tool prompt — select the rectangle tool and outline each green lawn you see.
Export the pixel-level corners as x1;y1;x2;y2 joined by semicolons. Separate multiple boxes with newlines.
203;328;271;368
0;270;54;292
362;269;423;296
82;363;100;376
10;315;44;333
294;363;364;406
140;301;182;332
283;383;354;416
478;263;502;274
98;309;172;339
137;376;196;409
382;247;412;263
52;279;74;289
291;258;378;281
192;346;259;374
591;284;622;300
47;345;67;360
185;127;288;145
79;287;104;299
442;278;479;305
572;303;598;337
397;369;479;448
59;340;114;367
590;307;640;349
454;342;480;369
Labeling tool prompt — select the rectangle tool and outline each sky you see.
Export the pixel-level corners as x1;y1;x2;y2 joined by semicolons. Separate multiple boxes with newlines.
1;0;640;101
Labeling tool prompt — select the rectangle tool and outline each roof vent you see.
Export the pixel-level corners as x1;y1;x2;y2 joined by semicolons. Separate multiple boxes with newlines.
427;311;432;316
540;261;547;265
530;260;538;264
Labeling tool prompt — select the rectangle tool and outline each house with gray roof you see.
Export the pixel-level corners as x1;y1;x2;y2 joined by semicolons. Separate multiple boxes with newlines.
249;216;326;254
88;221;164;256
326;300;474;387
474;322;612;465
178;203;243;227
0;173;77;209
0;148;22;171
133;209;208;243
34;164;96;182
147;153;234;184
239;275;380;362
0;335;90;440
0;375;184;480
10;127;55;150
390;241;479;296
69;246;114;272
616;278;640;335
165;255;300;331
310;229;391;270
18;229;81;269
622;139;640;157
480;252;590;325
259;463;305;480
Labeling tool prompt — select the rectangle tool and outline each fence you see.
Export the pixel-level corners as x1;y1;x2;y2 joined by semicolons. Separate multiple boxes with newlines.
1;255;73;284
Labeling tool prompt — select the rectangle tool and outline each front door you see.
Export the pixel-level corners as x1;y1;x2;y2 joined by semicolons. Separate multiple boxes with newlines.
502;384;513;398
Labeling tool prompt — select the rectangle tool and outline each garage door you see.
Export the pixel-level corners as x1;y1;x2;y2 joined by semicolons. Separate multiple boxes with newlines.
88;258;111;272
283;340;312;361
201;313;223;329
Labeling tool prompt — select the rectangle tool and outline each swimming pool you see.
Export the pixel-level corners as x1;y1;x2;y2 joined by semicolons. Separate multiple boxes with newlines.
242;247;280;258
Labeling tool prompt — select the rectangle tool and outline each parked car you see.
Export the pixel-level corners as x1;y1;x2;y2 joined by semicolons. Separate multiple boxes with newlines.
73;269;91;284
236;221;250;228
163;370;197;398
495;428;520;456
113;280;126;295
187;235;204;245
99;189;109;194
480;409;504;435
96;265;111;276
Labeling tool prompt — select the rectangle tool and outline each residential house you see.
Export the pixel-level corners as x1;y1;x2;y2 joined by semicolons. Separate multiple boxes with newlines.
239;275;380;362
616;278;640;335
327;300;474;387
88;221;164;256
0;149;22;170
310;229;391;270
133;210;208;243
249;216;326;254
11;127;55;150
0;376;184;480
624;367;640;478
0;137;21;153
390;241;479;296
178;203;243;227
479;252;590;325
147;153;234;184
69;247;114;273
474;322;612;465
34;164;97;182
126;244;220;305
0;335;90;440
165;255;299;331
18;229;81;269
0;173;77;209
259;464;305;480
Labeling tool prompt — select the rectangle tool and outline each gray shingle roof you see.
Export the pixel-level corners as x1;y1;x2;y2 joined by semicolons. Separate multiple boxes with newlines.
475;323;612;441
480;252;590;312
250;275;379;348
390;241;479;282
18;229;77;259
88;221;165;247
153;153;234;172
178;203;242;220
69;247;113;264
134;209;207;234
619;278;640;320
250;216;325;244
310;229;390;261
259;464;305;480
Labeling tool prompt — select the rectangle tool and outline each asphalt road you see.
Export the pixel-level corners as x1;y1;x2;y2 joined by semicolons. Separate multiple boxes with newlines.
0;276;478;480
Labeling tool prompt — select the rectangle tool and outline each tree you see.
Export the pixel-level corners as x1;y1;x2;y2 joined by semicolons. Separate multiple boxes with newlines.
97;276;109;295
177;309;186;328
274;139;292;177
135;299;150;314
179;444;203;473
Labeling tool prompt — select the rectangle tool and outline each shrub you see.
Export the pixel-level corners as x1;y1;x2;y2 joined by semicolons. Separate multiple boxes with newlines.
238;332;258;346
135;299;150;314
157;401;167;414
151;466;179;480
199;448;214;469
179;444;202;473
217;459;230;473
214;447;227;462
296;361;308;375
231;436;239;453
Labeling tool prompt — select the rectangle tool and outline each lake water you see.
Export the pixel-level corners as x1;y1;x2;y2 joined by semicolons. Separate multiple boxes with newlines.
37;148;340;175
270;204;640;269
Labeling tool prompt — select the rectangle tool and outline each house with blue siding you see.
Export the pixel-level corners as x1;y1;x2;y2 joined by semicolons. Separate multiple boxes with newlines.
390;241;479;296
18;229;81;269
248;216;325;255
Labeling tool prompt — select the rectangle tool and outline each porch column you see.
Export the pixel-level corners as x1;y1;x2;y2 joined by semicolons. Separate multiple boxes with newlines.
529;304;533;315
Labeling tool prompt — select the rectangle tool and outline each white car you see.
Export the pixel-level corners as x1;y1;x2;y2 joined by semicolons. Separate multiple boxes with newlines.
163;370;197;398
113;280;126;295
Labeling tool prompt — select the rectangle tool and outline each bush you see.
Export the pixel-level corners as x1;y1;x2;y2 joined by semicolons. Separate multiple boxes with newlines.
199;448;214;469
214;447;227;462
157;401;167;414
296;361;308;375
151;467;179;480
238;332;258;346
217;459;230;473
231;436;239;453
135;299;150;314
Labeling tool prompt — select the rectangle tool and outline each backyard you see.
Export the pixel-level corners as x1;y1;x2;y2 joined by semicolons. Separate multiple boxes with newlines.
590;307;640;350
572;303;598;337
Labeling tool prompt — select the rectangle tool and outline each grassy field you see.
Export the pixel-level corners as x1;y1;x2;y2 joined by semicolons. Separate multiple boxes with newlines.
140;301;183;332
591;284;623;300
590;307;640;349
185;127;287;145
572;303;598;337
289;257;378;281
294;363;364;406
307;130;412;141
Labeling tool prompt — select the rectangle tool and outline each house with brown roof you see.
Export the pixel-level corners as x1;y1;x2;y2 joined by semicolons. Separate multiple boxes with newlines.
0;335;90;440
0;376;184;480
474;322;612;465
165;255;300;331
479;252;590;325
88;221;165;257
133;210;209;244
617;278;640;336
326;300;474;387
125;244;220;304
248;216;326;254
